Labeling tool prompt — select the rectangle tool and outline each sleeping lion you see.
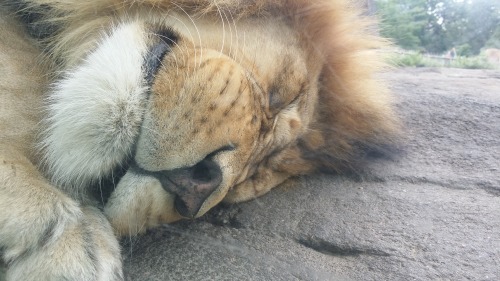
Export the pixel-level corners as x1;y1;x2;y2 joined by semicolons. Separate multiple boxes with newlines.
0;0;399;279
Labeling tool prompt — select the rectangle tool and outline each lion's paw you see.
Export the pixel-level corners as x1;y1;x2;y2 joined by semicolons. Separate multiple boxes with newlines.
6;207;122;281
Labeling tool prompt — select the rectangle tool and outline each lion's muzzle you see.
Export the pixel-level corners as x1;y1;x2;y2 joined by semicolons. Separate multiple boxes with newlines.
161;158;222;218
130;157;223;219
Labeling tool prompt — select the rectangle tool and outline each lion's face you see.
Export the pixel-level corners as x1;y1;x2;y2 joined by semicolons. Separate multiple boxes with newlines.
42;4;397;236
123;19;318;220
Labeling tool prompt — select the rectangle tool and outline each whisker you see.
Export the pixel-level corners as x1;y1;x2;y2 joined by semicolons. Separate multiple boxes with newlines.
144;31;185;76
220;8;233;59
171;2;203;69
213;1;226;59
227;9;240;62
168;14;196;73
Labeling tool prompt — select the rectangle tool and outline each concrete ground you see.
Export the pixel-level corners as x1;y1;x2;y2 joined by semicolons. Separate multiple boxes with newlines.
122;67;500;280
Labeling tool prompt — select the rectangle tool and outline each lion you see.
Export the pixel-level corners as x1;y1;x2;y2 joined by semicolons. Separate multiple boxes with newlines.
0;0;399;280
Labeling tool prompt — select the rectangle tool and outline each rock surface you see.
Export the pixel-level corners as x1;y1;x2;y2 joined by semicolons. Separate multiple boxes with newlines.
1;67;499;281
122;68;500;280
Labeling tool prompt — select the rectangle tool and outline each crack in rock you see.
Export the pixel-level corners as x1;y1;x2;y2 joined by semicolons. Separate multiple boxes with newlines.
296;237;391;257
389;176;500;196
362;175;500;197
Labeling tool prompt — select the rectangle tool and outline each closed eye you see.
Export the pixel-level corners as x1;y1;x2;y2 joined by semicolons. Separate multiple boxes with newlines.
269;85;304;115
206;144;238;159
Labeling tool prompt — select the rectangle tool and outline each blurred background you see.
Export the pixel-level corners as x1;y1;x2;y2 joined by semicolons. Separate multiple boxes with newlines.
368;0;500;69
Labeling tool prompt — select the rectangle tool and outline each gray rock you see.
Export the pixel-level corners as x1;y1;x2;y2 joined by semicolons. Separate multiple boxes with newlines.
122;68;500;281
1;68;498;281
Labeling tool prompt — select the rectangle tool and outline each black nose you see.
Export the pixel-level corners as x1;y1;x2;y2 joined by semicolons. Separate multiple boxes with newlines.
162;158;222;218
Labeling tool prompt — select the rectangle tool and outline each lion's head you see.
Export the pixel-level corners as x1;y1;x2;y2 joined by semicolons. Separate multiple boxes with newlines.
35;0;399;235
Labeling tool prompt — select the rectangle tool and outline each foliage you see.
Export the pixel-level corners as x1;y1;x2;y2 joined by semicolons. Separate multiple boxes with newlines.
450;56;493;69
485;26;500;49
388;51;495;69
376;0;500;55
456;43;472;57
389;52;425;67
377;0;429;50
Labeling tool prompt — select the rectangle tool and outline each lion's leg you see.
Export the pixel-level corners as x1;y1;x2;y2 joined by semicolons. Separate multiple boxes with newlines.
0;149;123;281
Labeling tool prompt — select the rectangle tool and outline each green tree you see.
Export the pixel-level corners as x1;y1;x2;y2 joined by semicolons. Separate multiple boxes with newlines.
421;0;468;53
463;0;500;53
376;0;500;55
376;0;429;50
485;26;500;49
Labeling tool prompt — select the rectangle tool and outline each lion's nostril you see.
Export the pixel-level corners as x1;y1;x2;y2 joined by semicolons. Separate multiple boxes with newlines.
191;159;219;183
160;157;223;218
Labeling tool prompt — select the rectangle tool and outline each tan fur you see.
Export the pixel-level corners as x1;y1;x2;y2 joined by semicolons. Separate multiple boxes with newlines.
1;1;399;279
0;11;122;280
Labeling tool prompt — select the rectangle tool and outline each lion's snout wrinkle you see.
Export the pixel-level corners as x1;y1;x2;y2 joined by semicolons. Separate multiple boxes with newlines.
162;158;222;218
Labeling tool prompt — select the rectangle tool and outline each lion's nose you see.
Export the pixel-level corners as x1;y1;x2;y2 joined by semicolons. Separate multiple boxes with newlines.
162;158;222;218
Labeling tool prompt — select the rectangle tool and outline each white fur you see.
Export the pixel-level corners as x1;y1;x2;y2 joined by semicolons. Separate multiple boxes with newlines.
42;22;149;192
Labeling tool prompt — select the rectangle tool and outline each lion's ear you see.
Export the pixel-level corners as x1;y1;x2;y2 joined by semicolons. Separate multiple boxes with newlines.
289;0;401;173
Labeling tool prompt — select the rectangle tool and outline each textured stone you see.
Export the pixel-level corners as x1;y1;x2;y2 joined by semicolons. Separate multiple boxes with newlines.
1;68;499;281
